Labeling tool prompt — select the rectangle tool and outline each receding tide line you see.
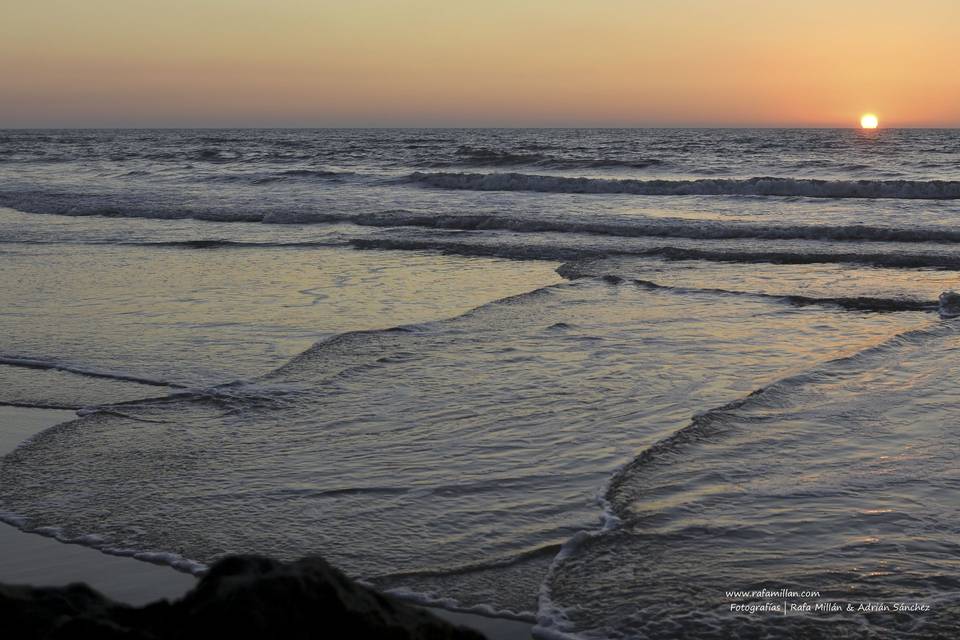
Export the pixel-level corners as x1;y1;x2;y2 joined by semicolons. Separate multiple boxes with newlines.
0;355;183;388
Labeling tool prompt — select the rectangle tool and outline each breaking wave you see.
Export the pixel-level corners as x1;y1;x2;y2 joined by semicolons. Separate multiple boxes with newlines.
7;190;960;248
311;210;960;244
566;273;939;314
14;202;960;248
351;237;960;271
406;171;960;200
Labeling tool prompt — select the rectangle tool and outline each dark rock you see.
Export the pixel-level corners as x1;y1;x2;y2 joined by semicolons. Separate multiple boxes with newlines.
0;582;142;639
0;555;486;640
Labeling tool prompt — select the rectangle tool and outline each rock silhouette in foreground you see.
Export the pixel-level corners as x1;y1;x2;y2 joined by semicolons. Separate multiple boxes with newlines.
0;554;487;639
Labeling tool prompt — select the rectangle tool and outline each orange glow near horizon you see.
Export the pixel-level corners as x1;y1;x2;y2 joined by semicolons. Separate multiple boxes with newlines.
2;1;959;127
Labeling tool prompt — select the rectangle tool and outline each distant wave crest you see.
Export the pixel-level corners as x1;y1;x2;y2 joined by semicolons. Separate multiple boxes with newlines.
427;146;667;170
204;169;353;184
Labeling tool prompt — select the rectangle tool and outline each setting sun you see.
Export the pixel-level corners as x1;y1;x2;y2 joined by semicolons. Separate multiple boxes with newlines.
860;113;879;129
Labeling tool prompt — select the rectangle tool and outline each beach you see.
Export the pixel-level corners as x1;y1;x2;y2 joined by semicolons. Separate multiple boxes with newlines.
6;0;960;636
1;128;959;638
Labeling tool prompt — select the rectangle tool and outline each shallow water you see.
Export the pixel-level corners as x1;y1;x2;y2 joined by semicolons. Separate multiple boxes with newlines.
0;221;560;407
2;128;960;638
0;278;930;615
545;321;960;639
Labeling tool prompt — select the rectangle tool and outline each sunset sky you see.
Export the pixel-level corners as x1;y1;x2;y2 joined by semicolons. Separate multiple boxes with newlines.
4;0;959;127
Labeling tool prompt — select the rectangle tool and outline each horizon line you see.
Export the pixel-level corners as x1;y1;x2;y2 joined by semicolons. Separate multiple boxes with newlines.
3;125;960;130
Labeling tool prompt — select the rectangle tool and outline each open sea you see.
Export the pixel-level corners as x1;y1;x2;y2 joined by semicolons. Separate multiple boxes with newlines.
2;128;960;638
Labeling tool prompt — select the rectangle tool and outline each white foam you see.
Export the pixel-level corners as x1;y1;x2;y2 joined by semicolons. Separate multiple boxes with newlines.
0;509;208;576
377;584;536;623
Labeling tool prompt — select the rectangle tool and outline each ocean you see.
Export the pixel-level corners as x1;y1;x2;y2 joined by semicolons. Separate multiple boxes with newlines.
1;128;960;638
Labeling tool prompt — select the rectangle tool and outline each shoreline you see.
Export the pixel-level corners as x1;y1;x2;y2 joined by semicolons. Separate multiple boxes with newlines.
0;406;196;606
0;404;533;639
